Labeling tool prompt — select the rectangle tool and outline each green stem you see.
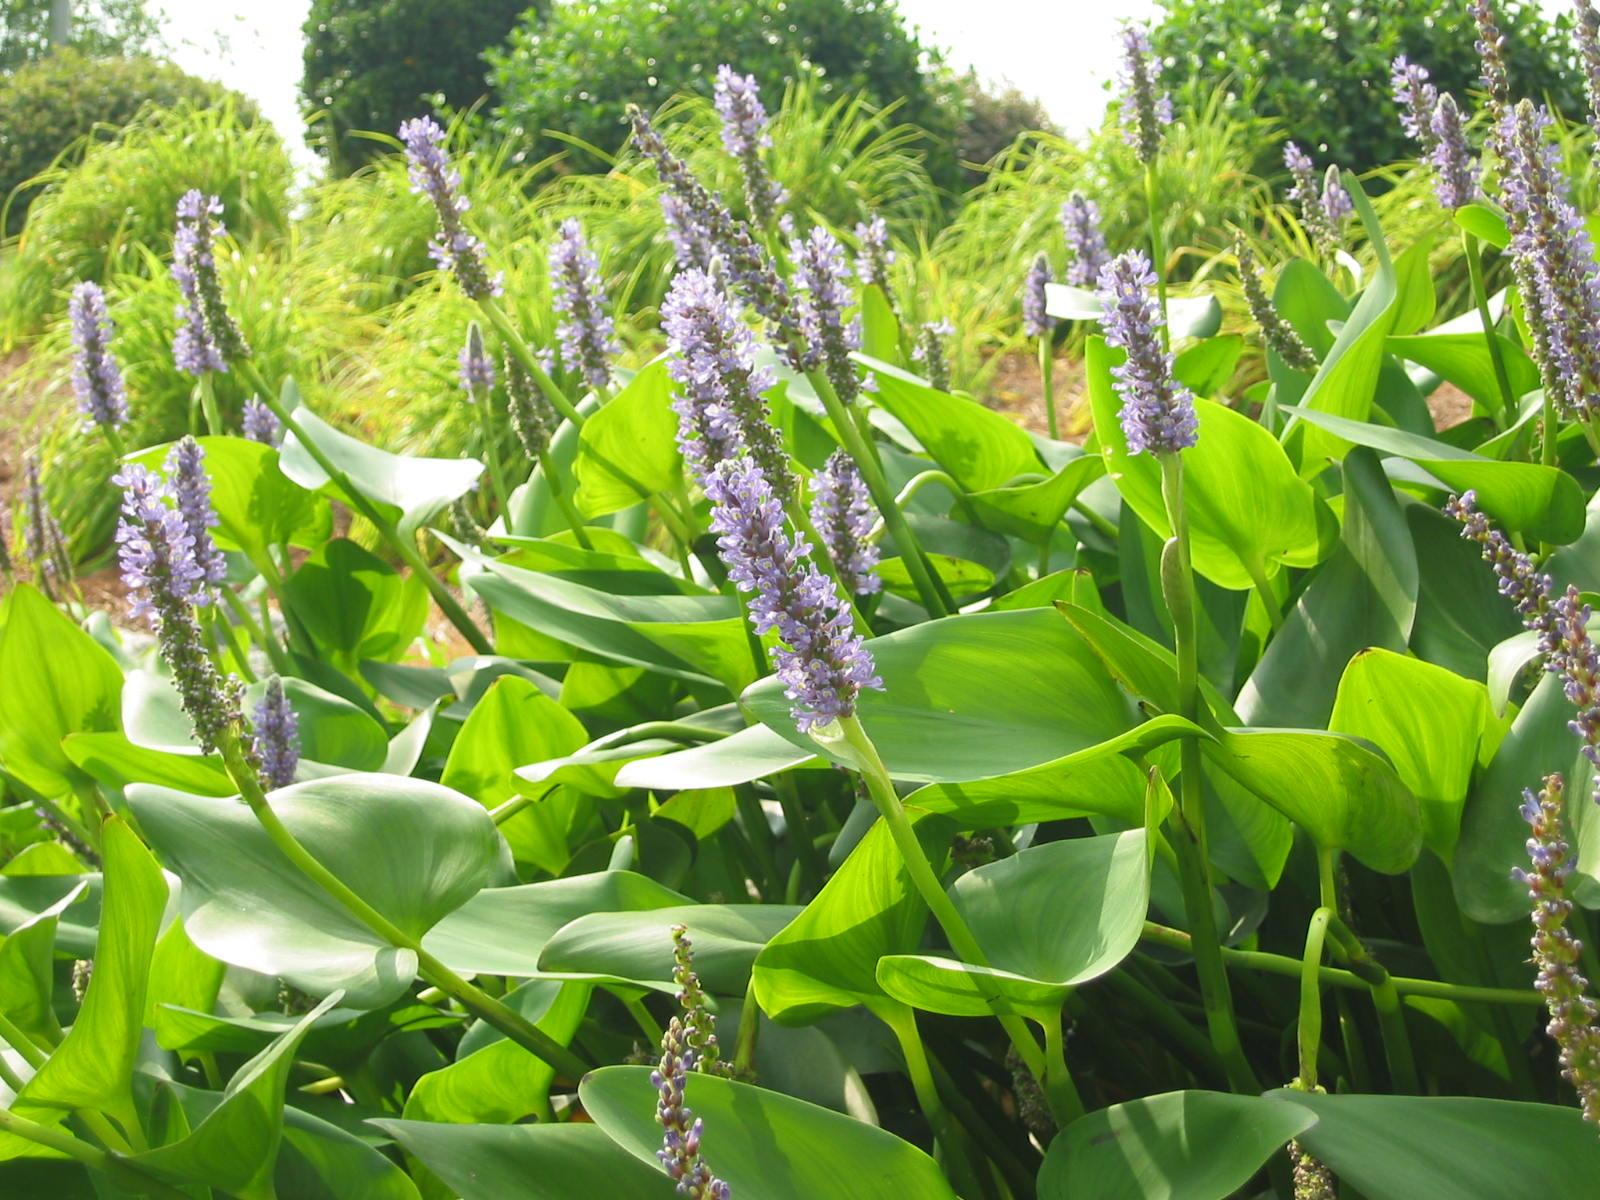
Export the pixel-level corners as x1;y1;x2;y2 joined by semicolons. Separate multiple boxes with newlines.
624;995;664;1048
221;586;292;676
808;370;950;617
1245;556;1283;634
1542;388;1558;467
477;298;585;427
1041;1011;1085;1124
1038;336;1058;440
1324;914;1418;1094
1158;454;1257;1093
1298;907;1333;1089
478;401;513;520
99;426;127;460
215;734;590;1080
0;1108;192;1200
881;1004;991;1200
198;371;224;438
535;449;594;550
733;975;761;1077
1463;230;1519;427
1145;165;1170;347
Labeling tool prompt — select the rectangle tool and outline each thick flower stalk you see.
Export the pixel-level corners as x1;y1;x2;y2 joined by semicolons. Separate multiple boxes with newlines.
505;355;551;461
172;191;250;375
1284;143;1343;256
23;454;72;593
653;1014;732;1199
114;464;243;753
251;676;299;790
810;450;881;598
1429;94;1479;210
68;281;128;434
1515;773;1600;1125
1023;252;1053;339
167;436;228;589
791;227;863;404
1097;251;1197;456
1499;101;1600;420
242;398;282;447
1116;24;1171;164
707;457;881;732
549;219;619;391
853;217;894;291
1236;237;1317;371
1060;193;1110;287
660;269;790;500
714;65;786;229
399;116;503;301
1390;56;1439;153
912;320;954;392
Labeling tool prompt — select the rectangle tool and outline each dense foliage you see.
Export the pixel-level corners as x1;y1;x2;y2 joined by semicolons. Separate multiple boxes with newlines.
0;0;155;70
11;4;1600;1197
487;0;961;182
301;0;543;174
1151;0;1582;171
0;51;251;234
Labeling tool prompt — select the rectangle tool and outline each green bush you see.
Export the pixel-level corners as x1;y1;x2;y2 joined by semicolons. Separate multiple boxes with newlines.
0;0;157;70
951;72;1057;183
0;49;252;234
1149;0;1582;172
487;0;962;186
301;0;544;174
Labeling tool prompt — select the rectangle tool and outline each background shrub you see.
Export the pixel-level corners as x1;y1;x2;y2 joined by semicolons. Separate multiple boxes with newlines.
0;49;252;234
487;0;962;187
301;0;544;174
951;71;1058;183
0;0;156;70
1150;0;1582;172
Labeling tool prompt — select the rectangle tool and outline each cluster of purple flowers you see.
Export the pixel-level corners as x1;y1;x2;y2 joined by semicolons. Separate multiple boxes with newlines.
853;217;895;292
1581;2;1600;160
1498;102;1600;420
1116;25;1172;164
1235;236;1317;372
1060;194;1110;288
1023;253;1053;339
707;456;881;732
791;226;862;402
660;269;790;501
399;116;503;302
714;65;786;229
811;450;881;598
1472;0;1511;141
653;925;732;1198
68;282;127;433
1096;251;1197;456
1514;774;1600;1126
242;398;282;447
172;190;249;375
1388;56;1477;209
1283;144;1351;256
168;437;228;589
549;219;618;391
252;676;300;790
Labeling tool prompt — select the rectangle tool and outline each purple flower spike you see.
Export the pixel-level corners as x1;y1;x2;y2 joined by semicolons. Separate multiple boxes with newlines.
549;219;618;391
1096;250;1197;457
714;65;786;228
398;116;503;301
661;193;717;272
811;450;881;598
1472;0;1511;137
166;437;228;590
1060;194;1110;288
1390;56;1439;152
172;190;248;374
242;398;282;447
1515;773;1600;1127
1429;95;1478;210
458;323;496;395
653;1015;731;1199
251;676;299;789
1023;252;1054;339
113;463;242;753
68;282;127;433
1581;2;1600;162
707;457;881;732
1283;143;1345;256
1116;25;1171;163
1320;165;1353;227
791;226;862;402
912;320;954;392
853;216;895;291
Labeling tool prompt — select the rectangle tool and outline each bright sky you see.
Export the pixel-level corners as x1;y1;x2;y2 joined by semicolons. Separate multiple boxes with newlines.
151;0;1161;173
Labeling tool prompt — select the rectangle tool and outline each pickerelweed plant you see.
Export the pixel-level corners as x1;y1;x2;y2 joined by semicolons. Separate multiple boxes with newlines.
20;12;1600;1199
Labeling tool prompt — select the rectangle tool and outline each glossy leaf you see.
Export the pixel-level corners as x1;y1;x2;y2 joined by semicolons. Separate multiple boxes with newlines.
574;357;680;516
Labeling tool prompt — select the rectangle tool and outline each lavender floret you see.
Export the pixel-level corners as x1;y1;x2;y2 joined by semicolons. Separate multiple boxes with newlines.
549;219;618;391
707;457;881;732
399;116;503;301
791;226;862;403
1116;25;1171;163
68;282;128;433
172;190;248;374
1096;251;1197;456
1023;252;1053;339
1060;194;1110;288
458;323;495;396
714;65;786;228
853;216;895;291
912;320;954;392
166;436;227;590
1429;94;1479;210
1390;56;1439;152
251;676;299;789
241;398;282;447
1284;143;1342;256
811;450;881;598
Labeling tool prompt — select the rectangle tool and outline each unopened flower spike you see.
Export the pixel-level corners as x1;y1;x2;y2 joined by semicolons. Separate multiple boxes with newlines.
1514;773;1600;1126
242;397;282;447
68;282;128;434
113;463;243;753
251;676;299;790
1235;236;1317;371
811;450;881;598
708;457;881;731
912;320;954;392
1283;143;1343;256
1060;193;1110;288
1116;24;1171;164
660;269;790;500
549;219;618;391
791;226;863;404
504;353;552;462
714;65;786;229
399;116;503;301
670;924;734;1078
23;453;72;596
1472;0;1512;145
1023;252;1053;339
458;323;495;397
172;190;250;375
1096;250;1197;456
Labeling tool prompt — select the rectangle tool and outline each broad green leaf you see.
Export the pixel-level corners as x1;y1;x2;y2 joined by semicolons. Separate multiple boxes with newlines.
441;675;588;810
1275;259;1350;356
876;831;1148;1017
754;815;951;1022
1045;283;1222;340
261;676;388;773
278;389;483;538
1330;649;1500;858
129;775;502;1006
1039;1091;1315;1200
1391;236;1437;335
964;453;1106;543
376;1121;675;1200
743;608;1138;783
0;882;84;1039
574;358;681;517
582;1066;958;1199
614;725;822;790
132;993;342;1200
860;285;899;361
539;903;801;993
1087;341;1330;589
0;585;123;797
146;915;226;1050
0;874;98;957
1454;203;1510;249
1386;332;1537;417
1281;404;1583;543
284;539;429;668
1270;1089;1600;1198
1173;334;1244;396
62;731;233;797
